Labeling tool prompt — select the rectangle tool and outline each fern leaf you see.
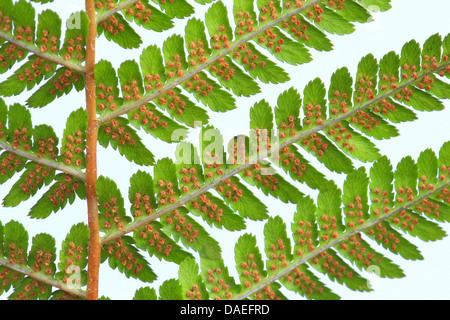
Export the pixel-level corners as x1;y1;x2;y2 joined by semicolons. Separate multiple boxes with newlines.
133;286;157;300
101;236;157;283
200;258;240;300
236;140;450;300
178;257;209;300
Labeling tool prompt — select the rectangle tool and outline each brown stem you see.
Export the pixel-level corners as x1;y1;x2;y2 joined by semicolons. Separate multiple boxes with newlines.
85;0;100;300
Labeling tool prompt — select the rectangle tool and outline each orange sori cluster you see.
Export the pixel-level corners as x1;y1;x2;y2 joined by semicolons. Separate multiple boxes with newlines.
186;283;203;300
302;134;329;159
285;267;324;296
0;268;20;291
253;285;281;300
278;115;297;140
0;10;12;32
38;29;58;53
0;46;24;70
437;163;450;204
102;196;124;230
47;175;80;207
372;98;397;116
17;57;52;83
191;194;224;223
185;72;213;98
233;43;267;70
96;0;116;10
328;0;345;10
259;1;280;22
204;152;225;179
156;179;177;206
355;76;375;103
188;40;207;67
63;36;85;61
267;238;288;272
367;222;401;252
240;253;262;288
345;196;367;228
54;292;81;300
61;241;84;285
99;15;125;38
125;1;152;22
294;218;315;256
48;69;81;96
351;109;381;132
137;223;173;257
391;210;420;231
13;280;47;300
305;3;324;23
32;249;53;274
14;25;33;43
122;79;141;102
229;136;247;165
318;213;340;242
396;186;415;204
105;239;144;276
413;200;438;220
0;153;23;177
36;136;57;159
206;268;233;300
217;178;243;203
179;166;202;193
132;192;154;217
371;187;392;216
235;10;255;37
281;14;310;42
259;28;285;53
211;25;230;51
278;146;307;179
328;122;355;152
97;83;117;111
312;250;353;279
283;0;304;9
158;90;188;116
166;54;185;79
303;103;327;132
210;58;235;83
103;120;137;147
132;104;168;129
64;129;84;166
143;73;163;93
341;234;383;267
11;126;31;151
20;164;51;195
6;242;26;265
165;209;200;243
246;162;280;192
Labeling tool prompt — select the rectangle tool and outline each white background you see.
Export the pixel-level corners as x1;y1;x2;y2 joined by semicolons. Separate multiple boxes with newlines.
1;0;450;300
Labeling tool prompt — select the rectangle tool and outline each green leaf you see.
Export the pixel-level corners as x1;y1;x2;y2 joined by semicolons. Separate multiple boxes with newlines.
98;117;155;166
102;236;157;283
133;287;157;300
97;13;142;49
122;1;173;32
97;176;131;234
178;257;209;300
60;108;87;170
159;279;183;300
28;173;86;219
56;223;89;287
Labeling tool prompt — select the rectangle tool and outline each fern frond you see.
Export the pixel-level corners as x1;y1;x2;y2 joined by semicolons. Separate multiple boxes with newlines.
0;220;88;300
233;142;450;300
100;33;450;249
97;0;392;126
